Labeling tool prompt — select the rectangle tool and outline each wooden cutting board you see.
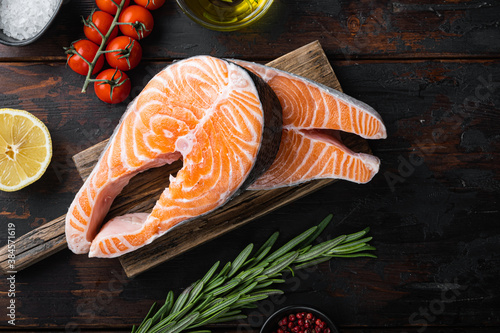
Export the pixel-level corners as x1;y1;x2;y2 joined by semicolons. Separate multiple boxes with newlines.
0;41;371;278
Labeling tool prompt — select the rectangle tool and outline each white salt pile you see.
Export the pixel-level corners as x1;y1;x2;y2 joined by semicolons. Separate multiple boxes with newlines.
0;0;59;41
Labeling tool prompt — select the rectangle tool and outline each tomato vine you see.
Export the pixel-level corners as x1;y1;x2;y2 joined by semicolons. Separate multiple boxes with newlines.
81;0;128;93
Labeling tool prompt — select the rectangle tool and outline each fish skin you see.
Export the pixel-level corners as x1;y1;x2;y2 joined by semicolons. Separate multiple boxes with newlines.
230;60;386;190
65;56;282;257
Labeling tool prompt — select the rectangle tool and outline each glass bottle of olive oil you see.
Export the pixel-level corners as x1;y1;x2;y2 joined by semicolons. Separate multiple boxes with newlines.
185;0;265;25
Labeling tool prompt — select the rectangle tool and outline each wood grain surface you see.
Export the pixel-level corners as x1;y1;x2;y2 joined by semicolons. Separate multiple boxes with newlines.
0;57;498;332
0;0;499;61
0;0;499;332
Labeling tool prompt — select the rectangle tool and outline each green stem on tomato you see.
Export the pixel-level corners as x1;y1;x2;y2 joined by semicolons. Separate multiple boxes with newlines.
99;38;136;68
81;0;127;93
116;21;149;39
82;9;106;41
64;40;93;68
93;68;130;101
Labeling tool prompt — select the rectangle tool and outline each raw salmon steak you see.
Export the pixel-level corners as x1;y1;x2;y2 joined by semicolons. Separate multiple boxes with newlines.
231;60;387;190
65;56;282;257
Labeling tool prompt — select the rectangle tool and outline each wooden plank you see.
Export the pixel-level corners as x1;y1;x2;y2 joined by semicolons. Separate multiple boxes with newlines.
0;58;499;330
0;216;66;274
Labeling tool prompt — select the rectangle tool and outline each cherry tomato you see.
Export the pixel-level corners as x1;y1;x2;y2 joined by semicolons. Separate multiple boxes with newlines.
96;0;130;15
105;36;142;71
83;10;119;45
134;0;165;10
94;69;131;104
118;5;154;40
66;39;104;76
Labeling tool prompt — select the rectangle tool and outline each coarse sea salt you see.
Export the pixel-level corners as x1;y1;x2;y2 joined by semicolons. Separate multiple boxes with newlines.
0;0;59;41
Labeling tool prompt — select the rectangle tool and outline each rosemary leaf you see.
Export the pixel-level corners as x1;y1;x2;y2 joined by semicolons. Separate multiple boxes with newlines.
191;294;215;314
329;253;378;258
192;309;242;327
235;280;259;297
148;318;176;333
214;262;232;280
254;280;276;289
298;245;312;254
298;213;333;248
295;235;346;262
211;278;241;296
293;256;332;270
186;281;205;305
330;245;376;255
356;245;377;252
335;236;373;250
262;252;299;276
150;294;173;325
267;272;284;279
163;291;175;318
169;312;200;333
200;295;240;318
254;275;269;282
249;289;284;297
155;322;177;333
329;239;372;253
229;278;255;296
265;227;316;263
136;318;153;333
201;261;220;285
190;307;229;328
231;294;268;308
136;302;156;331
330;243;368;253
342;227;370;243
236;266;265;282
204;276;225;293
170;285;193;316
210;314;247;324
219;310;242;317
161;302;196;329
228;244;254;277
201;297;225;312
251;231;279;263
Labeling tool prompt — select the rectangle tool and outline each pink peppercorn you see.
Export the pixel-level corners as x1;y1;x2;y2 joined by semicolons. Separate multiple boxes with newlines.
273;310;331;333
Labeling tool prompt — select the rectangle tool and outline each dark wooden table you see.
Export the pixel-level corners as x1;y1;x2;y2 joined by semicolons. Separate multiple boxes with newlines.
1;0;499;332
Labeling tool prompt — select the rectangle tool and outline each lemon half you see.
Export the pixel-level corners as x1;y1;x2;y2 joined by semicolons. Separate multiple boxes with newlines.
0;108;52;192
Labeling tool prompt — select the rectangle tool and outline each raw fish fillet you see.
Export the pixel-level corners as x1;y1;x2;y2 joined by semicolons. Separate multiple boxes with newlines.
65;56;282;257
231;60;387;190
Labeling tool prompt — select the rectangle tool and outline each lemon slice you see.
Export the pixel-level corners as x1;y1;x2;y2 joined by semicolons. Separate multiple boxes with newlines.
0;108;52;192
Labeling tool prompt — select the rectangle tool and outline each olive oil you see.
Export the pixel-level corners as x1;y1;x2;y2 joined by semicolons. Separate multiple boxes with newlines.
184;0;267;26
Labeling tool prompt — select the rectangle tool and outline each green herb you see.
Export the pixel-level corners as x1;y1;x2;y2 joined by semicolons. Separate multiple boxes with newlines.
132;214;376;333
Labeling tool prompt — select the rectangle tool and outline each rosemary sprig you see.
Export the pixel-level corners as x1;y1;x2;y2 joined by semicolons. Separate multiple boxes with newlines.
132;214;376;333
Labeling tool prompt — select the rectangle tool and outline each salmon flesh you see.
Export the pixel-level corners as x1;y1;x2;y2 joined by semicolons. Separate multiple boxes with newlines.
231;60;387;190
65;56;282;257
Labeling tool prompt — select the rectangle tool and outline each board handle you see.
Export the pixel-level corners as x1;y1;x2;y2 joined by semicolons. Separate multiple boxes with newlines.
0;216;67;274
